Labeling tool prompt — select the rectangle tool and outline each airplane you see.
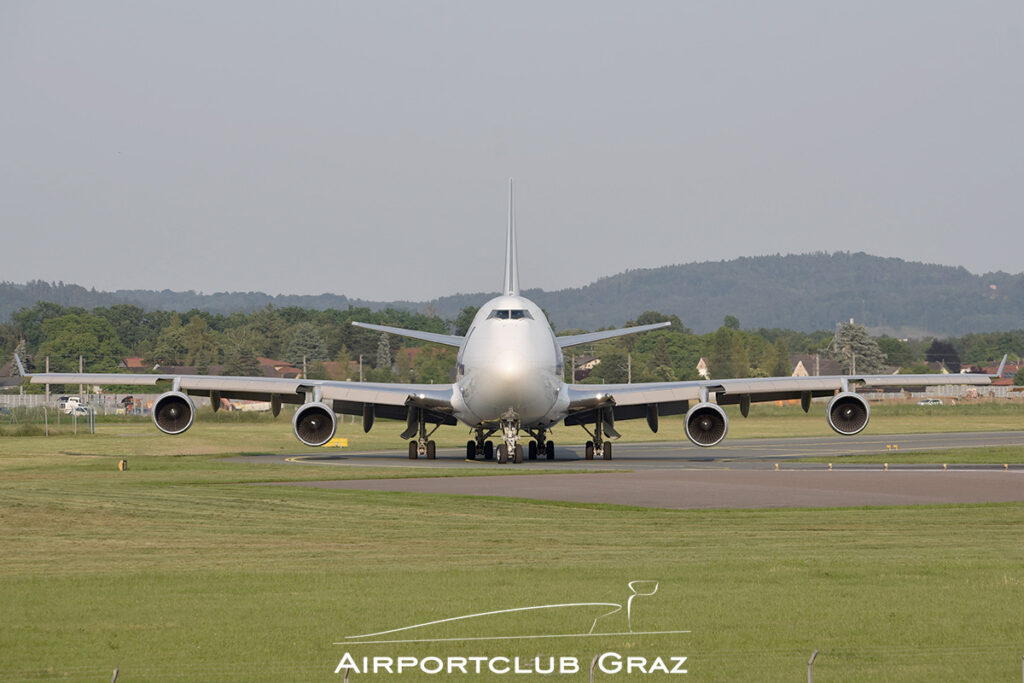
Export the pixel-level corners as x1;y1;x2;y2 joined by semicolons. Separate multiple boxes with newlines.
14;181;1005;463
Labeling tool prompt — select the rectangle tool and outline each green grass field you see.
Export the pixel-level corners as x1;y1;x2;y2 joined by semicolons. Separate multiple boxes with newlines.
1;402;1022;680
1;400;1021;456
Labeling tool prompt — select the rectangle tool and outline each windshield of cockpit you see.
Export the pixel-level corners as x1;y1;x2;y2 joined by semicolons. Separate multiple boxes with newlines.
486;309;533;320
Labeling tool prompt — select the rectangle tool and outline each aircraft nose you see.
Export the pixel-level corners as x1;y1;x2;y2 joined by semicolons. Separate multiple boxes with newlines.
496;355;527;382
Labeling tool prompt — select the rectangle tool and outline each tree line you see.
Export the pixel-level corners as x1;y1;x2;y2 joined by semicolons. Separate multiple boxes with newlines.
3;302;1022;388
2;302;456;385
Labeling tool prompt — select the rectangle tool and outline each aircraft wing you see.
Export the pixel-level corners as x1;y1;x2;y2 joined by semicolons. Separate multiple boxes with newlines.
20;368;454;415
352;322;464;348
555;322;671;349
567;368;997;415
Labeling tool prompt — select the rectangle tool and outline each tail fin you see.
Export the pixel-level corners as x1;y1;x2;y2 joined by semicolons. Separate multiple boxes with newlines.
503;178;520;296
993;354;1008;378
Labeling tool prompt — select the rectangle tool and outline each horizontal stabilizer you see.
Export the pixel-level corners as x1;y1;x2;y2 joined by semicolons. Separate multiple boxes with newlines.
351;321;465;348
556;321;671;349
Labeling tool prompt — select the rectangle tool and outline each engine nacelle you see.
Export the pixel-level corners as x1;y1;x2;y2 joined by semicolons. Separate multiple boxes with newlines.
826;392;870;435
292;402;337;447
152;391;196;435
684;402;729;447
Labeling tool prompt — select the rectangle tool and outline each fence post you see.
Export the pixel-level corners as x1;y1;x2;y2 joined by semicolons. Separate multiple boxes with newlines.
808;649;818;683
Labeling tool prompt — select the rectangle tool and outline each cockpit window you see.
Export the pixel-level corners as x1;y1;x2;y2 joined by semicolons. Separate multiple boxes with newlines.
487;309;533;320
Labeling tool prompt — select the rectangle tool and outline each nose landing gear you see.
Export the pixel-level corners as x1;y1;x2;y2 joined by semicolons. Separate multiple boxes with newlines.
468;421;554;465
498;416;523;463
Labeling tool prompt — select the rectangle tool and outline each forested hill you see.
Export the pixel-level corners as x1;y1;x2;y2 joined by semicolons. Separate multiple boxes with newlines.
4;252;1023;335
502;253;1024;335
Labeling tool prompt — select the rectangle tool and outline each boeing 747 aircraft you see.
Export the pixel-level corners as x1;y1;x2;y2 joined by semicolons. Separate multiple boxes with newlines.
16;183;1003;463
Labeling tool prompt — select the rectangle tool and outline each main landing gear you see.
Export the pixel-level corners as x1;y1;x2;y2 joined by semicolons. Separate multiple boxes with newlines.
409;440;436;460
465;422;554;464
581;408;616;460
524;427;555;461
466;427;497;461
404;407;440;460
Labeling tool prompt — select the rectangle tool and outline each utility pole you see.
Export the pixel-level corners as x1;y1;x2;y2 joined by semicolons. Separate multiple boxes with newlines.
302;355;307;380
358;354;363;382
79;355;83;400
627;351;632;384
45;356;50;404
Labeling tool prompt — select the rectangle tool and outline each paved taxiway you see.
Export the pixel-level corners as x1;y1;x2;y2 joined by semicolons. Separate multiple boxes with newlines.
251;431;1024;510
244;430;1024;470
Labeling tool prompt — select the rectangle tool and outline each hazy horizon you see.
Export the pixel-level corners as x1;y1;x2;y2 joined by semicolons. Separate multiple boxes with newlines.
4;3;1021;299
6;249;1020;302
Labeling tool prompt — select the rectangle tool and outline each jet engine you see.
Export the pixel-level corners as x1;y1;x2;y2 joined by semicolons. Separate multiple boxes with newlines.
292;402;337;447
826;392;870;435
152;391;196;435
684;402;729;447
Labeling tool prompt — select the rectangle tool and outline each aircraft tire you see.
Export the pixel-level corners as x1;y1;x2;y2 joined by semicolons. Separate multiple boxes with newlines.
514;445;524;464
408;441;418;459
545;441;555;460
603;442;612;460
426;440;436;459
484;441;494;460
497;444;509;464
585;441;594;460
466;440;476;460
528;441;538;460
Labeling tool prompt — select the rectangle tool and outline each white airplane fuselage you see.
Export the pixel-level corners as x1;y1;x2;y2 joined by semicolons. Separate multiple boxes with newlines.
451;294;569;429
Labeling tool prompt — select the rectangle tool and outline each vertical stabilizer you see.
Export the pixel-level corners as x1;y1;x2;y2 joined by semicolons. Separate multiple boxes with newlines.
503;179;520;296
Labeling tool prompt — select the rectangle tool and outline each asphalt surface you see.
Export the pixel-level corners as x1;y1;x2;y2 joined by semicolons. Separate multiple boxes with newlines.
243;430;1024;471
249;431;1024;510
278;469;1024;510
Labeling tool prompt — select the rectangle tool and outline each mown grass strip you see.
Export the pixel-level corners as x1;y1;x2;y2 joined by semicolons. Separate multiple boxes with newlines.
1;450;1022;680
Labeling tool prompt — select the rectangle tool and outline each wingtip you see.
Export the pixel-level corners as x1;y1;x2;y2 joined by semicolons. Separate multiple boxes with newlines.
13;353;27;377
995;353;1008;378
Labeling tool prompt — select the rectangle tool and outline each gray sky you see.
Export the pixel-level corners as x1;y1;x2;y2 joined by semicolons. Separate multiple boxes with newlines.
2;2;1021;301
